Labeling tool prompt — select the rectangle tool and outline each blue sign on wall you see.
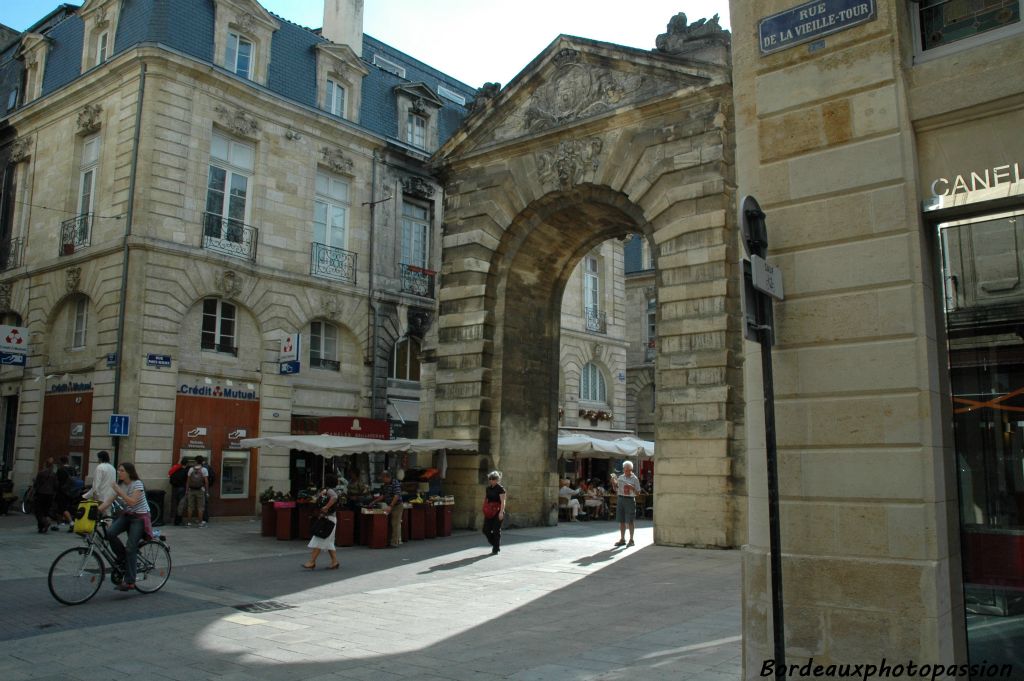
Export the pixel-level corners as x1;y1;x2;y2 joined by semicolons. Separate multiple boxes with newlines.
759;0;876;55
109;414;131;437
0;352;26;366
146;354;172;367
279;360;301;375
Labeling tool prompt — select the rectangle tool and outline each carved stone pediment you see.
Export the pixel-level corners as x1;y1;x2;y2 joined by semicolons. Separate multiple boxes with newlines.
401;176;435;199
536;137;603;190
321;146;353;174
214;105;259;138
77;104;103;134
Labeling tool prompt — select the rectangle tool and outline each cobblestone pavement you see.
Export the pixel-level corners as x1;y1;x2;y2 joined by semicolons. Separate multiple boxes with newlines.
0;511;742;680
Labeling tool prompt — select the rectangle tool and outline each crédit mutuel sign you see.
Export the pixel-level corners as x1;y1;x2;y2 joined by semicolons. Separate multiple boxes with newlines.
759;0;875;55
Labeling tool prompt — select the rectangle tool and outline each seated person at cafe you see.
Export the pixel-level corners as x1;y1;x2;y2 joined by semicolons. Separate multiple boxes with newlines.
584;478;606;518
559;479;583;521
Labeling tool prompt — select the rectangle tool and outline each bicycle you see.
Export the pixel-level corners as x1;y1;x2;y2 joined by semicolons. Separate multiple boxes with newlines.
48;516;172;605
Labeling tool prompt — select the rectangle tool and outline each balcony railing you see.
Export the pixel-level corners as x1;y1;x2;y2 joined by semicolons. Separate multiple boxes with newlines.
200;338;238;356
584;307;607;334
310;242;357;284
60;213;91;256
0;237;24;270
400;263;436;298
202;212;258;261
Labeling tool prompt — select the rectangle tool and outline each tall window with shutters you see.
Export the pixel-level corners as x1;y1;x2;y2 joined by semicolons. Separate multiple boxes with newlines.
580;362;607;403
201;298;237;355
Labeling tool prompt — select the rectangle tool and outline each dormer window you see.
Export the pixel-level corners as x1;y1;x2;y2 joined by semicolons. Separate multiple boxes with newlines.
406;112;426;148
226;32;253;79
212;0;280;86
373;54;406;78
326;79;346;117
96;31;109;64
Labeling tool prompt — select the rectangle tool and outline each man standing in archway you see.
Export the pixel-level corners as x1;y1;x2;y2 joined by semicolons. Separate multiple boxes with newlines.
612;461;641;547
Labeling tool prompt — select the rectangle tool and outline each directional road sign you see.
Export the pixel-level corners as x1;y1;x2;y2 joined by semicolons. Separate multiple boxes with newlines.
109;414;131;437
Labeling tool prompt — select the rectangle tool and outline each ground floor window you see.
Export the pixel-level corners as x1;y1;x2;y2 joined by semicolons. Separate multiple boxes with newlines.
939;206;1024;674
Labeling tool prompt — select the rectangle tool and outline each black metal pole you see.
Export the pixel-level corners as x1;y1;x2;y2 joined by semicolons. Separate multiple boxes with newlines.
760;312;786;679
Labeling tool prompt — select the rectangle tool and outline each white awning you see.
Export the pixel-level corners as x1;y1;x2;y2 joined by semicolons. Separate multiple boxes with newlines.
238;434;477;456
557;432;654;459
386;398;420;424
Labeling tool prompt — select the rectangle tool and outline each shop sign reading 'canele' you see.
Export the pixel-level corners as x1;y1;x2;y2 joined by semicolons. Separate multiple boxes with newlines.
759;0;875;55
178;382;259;400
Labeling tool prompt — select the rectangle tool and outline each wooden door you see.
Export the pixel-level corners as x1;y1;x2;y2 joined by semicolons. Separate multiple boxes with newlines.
41;392;93;476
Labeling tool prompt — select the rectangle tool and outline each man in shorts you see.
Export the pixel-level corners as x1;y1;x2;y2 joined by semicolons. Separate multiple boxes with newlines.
613;461;641;547
184;457;208;527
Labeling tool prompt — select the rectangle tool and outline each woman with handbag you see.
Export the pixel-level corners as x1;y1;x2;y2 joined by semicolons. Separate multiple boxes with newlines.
482;470;506;555
303;473;340;570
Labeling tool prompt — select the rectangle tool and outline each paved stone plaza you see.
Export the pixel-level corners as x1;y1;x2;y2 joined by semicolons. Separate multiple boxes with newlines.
0;513;740;680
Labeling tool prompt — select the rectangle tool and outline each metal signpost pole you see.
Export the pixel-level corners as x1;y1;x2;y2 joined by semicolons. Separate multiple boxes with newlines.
741;196;786;679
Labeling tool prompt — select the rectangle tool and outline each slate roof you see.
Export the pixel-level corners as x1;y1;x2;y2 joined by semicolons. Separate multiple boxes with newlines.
0;0;476;148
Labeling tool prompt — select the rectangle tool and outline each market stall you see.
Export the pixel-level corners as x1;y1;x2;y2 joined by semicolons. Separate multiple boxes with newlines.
242;434;473;545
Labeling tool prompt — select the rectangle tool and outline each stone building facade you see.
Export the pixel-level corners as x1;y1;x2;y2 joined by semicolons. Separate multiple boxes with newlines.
730;0;1024;675
0;0;475;513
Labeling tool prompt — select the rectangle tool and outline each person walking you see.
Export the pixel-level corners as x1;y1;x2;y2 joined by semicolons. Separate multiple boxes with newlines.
83;450;117;511
199;456;215;525
303;473;340;570
167;457;188;525
32;458;58;533
613;460;642;547
481;470;506;554
99;462;151;592
371;470;403;548
183;457;208;527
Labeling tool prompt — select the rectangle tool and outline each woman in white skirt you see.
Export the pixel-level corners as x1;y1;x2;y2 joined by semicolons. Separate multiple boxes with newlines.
303;473;340;570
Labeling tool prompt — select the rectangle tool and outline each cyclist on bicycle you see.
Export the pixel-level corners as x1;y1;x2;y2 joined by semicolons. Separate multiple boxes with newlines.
98;461;151;592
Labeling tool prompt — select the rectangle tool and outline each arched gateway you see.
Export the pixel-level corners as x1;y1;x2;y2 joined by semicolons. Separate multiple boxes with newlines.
430;19;744;547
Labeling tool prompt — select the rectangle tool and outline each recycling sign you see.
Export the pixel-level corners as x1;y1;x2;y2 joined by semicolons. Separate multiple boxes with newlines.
0;325;29;359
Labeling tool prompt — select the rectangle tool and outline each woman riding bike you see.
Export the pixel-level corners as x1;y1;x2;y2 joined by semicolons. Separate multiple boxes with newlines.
99;461;151;592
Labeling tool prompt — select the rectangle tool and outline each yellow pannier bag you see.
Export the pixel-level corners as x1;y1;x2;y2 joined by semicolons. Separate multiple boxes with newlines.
74;500;100;535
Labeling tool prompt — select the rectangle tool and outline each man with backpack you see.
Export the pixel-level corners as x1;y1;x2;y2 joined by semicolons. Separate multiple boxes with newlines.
183;457;208;527
168;457;188;525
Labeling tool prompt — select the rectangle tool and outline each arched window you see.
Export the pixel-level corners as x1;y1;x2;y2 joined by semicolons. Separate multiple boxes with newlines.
580;362;606;403
201;298;237;355
310;321;340;371
389;336;421;382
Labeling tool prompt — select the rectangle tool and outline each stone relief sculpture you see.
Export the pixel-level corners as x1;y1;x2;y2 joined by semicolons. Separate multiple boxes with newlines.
320;294;341;320
321;146;353;174
235;11;257;34
401;176;435;199
536;137;603;190
76;103;103;134
9;136;32;163
65;267;81;293
655;13;731;61
469;82;501;114
217;269;243;299
213;105;259;138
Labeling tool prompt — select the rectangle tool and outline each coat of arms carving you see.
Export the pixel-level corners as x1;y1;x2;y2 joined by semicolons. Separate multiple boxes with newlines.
214;105;259;138
77;104;103;134
321;146;353;174
536;137;604;190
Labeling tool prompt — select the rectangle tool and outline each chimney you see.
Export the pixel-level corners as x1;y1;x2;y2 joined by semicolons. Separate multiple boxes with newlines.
322;0;364;56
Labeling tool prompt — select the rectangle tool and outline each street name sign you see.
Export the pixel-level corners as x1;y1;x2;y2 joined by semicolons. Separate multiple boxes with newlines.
759;0;876;55
751;254;785;300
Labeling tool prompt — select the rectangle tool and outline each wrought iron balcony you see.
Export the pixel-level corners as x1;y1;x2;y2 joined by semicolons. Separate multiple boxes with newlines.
310;357;340;371
644;339;656;363
60;214;91;256
400;263;436;298
310;242;357;284
584;307;607;334
202;212;258;261
0;237;24;270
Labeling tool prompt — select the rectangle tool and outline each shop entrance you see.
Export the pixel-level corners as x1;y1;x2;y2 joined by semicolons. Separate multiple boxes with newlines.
40;390;92;476
939;207;1024;671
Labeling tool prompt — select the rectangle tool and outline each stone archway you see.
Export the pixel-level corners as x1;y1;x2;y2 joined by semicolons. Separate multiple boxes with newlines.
432;25;744;547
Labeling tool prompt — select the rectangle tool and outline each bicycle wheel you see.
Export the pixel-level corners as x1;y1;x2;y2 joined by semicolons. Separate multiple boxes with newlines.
148;499;163;525
134;540;171;593
48;547;104;605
